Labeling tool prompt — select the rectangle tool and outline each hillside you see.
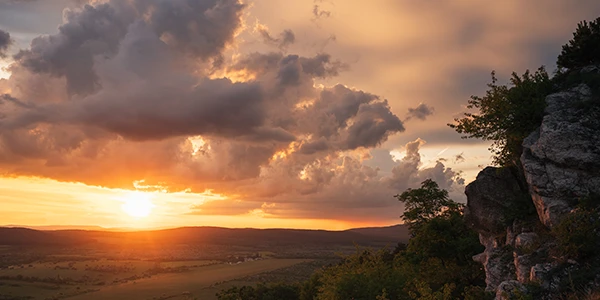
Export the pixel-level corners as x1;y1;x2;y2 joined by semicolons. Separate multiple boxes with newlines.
0;225;408;247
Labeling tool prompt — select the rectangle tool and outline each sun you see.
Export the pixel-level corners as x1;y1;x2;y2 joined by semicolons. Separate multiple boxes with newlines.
121;191;155;218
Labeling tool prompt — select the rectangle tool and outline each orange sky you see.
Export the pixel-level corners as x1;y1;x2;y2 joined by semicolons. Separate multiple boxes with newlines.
0;0;599;229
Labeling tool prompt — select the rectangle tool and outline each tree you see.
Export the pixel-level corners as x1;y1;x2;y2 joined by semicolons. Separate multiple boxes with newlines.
448;67;553;166
395;179;462;234
557;17;600;71
394;180;485;299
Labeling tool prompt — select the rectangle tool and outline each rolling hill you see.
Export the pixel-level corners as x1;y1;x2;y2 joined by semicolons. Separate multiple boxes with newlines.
0;225;409;247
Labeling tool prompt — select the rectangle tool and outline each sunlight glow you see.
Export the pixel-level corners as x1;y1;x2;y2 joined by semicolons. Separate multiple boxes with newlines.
0;61;11;79
121;191;155;218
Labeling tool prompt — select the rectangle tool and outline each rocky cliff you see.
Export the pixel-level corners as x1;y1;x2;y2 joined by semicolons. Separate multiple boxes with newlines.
465;73;600;299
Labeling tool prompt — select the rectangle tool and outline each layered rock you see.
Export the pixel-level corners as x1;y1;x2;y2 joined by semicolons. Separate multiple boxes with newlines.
521;84;600;228
466;77;600;298
465;167;524;290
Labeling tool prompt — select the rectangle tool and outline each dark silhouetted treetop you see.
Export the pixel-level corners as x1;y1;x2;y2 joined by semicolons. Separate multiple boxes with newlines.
448;67;554;166
395;179;462;234
557;17;600;71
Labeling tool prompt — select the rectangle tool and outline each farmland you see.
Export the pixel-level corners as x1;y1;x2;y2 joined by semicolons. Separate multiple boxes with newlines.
0;226;406;299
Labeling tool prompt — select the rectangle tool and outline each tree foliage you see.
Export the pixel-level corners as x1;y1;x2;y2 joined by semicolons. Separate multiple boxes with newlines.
394;179;461;234
448;67;554;166
557;17;600;70
313;180;485;300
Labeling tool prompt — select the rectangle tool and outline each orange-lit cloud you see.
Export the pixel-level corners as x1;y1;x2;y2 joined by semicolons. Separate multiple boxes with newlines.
0;0;598;228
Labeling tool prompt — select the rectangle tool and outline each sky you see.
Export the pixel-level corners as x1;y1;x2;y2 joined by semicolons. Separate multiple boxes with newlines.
0;0;599;230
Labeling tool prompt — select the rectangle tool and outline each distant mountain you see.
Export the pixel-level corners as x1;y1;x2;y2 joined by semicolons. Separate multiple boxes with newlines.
0;225;409;247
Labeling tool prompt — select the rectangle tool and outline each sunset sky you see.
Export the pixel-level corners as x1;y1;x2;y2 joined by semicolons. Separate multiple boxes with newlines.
1;0;599;230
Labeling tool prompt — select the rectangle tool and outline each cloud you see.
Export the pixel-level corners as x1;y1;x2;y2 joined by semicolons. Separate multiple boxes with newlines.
454;152;465;163
0;29;11;58
255;25;296;50
312;0;332;21
12;0;244;95
0;0;479;224
0;0;411;213
406;103;434;121
190;138;464;221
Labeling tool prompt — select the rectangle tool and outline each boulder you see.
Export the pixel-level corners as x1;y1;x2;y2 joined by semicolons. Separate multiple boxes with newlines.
465;167;526;234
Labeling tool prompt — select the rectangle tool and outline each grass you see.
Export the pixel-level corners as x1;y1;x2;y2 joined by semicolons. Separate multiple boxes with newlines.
0;259;228;300
68;258;309;300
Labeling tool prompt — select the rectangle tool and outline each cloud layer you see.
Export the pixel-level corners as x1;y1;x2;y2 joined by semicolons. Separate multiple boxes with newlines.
0;0;466;222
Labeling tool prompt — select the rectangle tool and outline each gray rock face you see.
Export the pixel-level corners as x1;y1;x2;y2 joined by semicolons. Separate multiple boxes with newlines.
474;233;516;291
465;167;526;233
466;76;600;298
521;84;600;227
465;167;529;292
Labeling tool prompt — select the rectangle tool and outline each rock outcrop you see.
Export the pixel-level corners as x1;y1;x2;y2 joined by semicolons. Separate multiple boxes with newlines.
466;75;600;299
521;84;600;228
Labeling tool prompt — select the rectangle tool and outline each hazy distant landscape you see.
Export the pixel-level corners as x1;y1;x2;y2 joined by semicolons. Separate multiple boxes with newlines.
0;225;407;300
2;0;600;299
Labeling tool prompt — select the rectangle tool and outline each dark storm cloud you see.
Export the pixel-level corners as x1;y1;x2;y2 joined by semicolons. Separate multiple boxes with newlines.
406;103;434;121
0;29;11;58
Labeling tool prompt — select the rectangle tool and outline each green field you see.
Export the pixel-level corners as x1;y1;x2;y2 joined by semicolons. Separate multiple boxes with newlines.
0;258;310;300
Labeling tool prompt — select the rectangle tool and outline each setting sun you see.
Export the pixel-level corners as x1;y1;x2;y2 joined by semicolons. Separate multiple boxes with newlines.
121;192;155;218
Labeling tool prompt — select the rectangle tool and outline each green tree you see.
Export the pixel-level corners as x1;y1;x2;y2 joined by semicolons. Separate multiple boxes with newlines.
394;179;462;234
395;180;485;299
316;249;409;300
448;67;554;166
557;17;600;70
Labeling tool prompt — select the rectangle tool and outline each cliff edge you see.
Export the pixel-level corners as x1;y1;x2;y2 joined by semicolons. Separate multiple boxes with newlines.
466;68;600;299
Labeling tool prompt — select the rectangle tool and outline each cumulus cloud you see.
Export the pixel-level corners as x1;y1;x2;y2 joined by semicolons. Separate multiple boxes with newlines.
405;103;434;121
0;0;465;223
191;138;464;221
